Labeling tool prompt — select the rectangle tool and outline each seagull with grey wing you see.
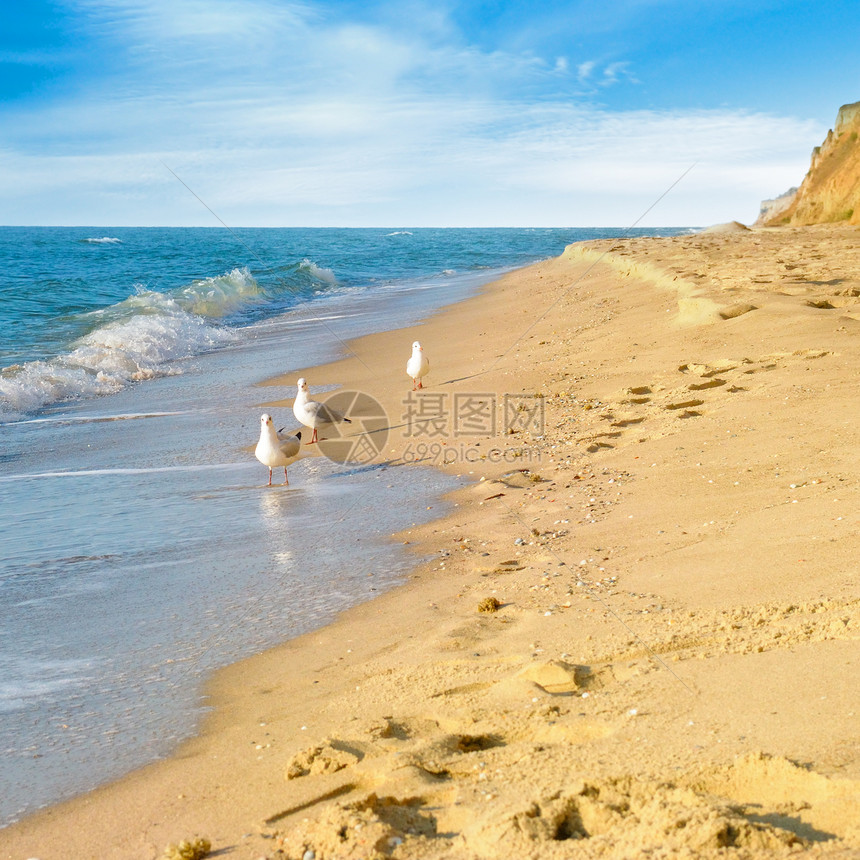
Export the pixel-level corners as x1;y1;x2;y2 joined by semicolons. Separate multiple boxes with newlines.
292;377;352;444
255;413;301;485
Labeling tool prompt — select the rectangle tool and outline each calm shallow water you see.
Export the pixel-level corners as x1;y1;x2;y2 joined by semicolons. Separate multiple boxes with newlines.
0;276;473;825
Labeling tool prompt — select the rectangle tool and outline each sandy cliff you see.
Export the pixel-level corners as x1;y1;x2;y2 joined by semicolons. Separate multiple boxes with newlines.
760;101;860;226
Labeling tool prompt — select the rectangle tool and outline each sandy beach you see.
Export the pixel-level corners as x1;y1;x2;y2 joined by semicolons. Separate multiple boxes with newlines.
2;223;859;859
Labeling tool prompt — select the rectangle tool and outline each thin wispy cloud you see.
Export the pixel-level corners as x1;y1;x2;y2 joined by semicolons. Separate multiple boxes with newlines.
577;60;596;82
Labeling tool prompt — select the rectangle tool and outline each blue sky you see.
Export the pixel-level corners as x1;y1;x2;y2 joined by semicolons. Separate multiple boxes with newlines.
1;0;858;226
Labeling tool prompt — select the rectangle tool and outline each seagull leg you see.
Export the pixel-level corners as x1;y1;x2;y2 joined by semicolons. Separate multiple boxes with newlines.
267;468;273;486
283;468;289;485
418;380;423;389
310;428;318;444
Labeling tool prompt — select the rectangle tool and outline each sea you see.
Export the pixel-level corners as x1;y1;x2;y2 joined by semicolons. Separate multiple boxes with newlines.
0;225;691;827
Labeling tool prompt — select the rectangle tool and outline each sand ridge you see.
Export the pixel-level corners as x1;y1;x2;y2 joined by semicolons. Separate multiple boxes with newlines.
2;225;858;859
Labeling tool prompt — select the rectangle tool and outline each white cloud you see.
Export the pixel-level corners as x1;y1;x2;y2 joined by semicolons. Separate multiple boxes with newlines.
577;60;596;81
0;1;825;226
600;61;637;87
72;0;313;43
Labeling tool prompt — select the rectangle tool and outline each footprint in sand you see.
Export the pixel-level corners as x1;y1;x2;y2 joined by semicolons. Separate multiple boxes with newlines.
718;302;758;319
515;659;585;694
806;298;837;309
576;344;833;456
664;398;705;411
285;740;363;780
678;360;741;377
586;440;615;452
687;377;726;391
621;385;652;405
462;772;812;854
689;752;860;845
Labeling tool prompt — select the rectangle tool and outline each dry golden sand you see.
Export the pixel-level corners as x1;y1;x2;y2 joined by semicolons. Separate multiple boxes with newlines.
2;224;859;859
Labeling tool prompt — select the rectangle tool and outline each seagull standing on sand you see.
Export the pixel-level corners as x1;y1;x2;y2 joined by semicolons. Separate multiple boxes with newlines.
407;340;429;390
292;377;352;444
255;414;302;485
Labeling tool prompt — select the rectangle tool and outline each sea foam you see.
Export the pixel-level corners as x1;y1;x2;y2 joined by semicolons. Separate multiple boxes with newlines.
0;270;257;419
0;657;92;714
298;259;338;286
173;267;264;317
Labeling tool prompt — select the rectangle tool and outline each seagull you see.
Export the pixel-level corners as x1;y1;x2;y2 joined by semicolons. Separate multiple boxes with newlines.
406;340;429;390
255;414;302;485
292;377;351;444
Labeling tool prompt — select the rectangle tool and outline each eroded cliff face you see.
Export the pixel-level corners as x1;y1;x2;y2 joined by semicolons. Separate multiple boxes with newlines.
759;101;860;226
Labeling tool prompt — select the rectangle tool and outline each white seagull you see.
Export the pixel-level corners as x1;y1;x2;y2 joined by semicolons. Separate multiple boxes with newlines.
292;377;352;444
407;340;429;390
255;414;302;485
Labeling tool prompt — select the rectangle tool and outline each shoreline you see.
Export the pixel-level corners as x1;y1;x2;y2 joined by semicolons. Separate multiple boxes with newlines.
3;224;859;858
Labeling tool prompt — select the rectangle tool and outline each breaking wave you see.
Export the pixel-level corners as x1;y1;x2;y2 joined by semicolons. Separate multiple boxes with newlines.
297;259;338;286
0;268;261;420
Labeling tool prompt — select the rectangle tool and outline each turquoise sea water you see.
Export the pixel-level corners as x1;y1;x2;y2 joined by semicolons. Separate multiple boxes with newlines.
0;225;691;826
